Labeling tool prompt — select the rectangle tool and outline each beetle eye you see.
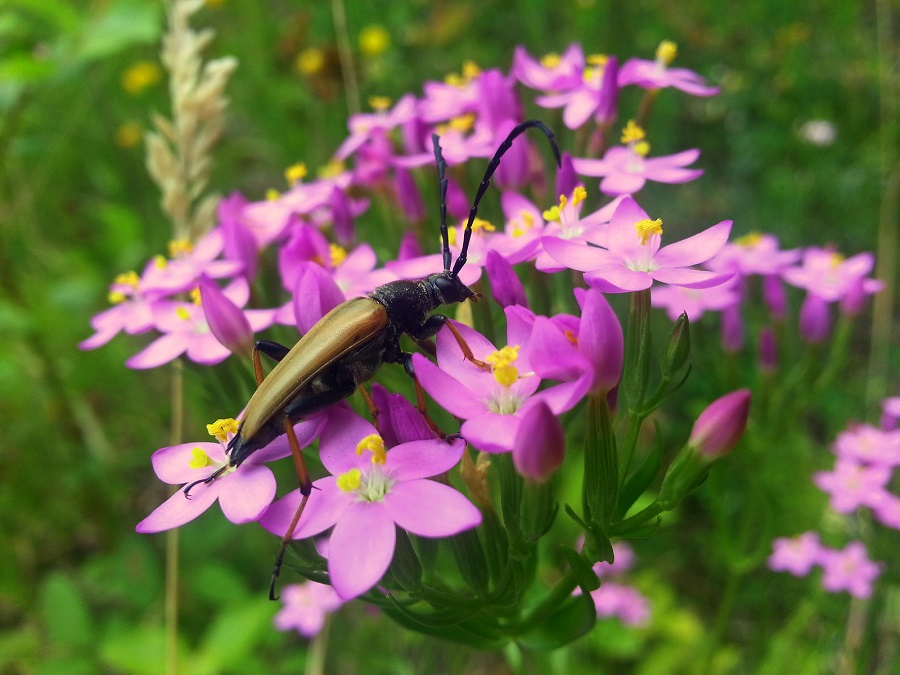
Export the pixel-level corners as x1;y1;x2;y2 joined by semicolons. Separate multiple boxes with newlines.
433;274;473;305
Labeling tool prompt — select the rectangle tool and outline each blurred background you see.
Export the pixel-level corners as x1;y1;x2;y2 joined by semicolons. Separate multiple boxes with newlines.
1;0;895;672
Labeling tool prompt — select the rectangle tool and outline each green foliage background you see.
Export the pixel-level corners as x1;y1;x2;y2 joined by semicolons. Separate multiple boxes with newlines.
0;0;895;673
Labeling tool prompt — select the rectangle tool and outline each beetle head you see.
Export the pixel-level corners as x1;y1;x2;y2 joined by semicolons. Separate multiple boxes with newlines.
426;271;477;306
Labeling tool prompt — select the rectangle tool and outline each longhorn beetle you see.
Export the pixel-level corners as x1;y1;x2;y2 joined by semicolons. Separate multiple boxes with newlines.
186;120;560;597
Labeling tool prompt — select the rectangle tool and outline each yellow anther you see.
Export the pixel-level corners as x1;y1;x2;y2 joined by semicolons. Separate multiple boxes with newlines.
295;47;325;76
635;218;663;245
462;61;481;80
543;205;561;222
206;418;239;442
621;120;646;145
121;61;162;94
176;306;192;321
492;364;519;387
189;288;202;305
572;186;587;207
829;252;845;269
266;188;281;201
735;232;763;247
564;329;579;346
356;434;387;465
368;95;392;111
115;122;143;148
359;25;391;57
329;243;348;266
336;468;362;492
472;218;495;233
154;255;168;269
656;40;678;66
511;211;535;237
115;271;141;288
444;73;464;87
168;239;194;258
540;53;561;68
285;162;307;187
633;140;650;157
318;159;345;179
188;447;215;469
449;113;476;132
108;291;126;304
587;54;608;66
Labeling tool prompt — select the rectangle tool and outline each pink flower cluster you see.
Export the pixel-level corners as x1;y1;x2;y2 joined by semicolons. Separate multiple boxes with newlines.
768;396;898;599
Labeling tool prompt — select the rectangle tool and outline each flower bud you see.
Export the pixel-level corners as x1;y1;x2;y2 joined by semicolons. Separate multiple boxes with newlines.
485;250;528;308
799;293;830;344
689;388;751;459
758;327;777;373
199;276;253;358
555;153;578;199
660;312;690;378
513;401;565;482
395;167;426;224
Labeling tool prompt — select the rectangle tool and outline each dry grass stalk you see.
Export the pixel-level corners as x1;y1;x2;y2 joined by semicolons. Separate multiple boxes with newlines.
145;0;238;242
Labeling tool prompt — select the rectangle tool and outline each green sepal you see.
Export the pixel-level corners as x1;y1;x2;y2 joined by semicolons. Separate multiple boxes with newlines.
516;592;596;651
616;420;664;519
563;504;613;564
388;527;423;593
480;506;509;585
449;528;490;597
560;546;600;592
381;602;509;650
616;517;662;539
498;452;524;548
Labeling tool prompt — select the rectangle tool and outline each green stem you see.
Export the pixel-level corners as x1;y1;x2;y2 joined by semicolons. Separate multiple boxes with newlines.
609;500;663;536
514;570;579;634
165;360;184;675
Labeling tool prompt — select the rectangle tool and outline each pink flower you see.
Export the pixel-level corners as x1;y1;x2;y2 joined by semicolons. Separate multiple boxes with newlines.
813;458;891;513
139;228;244;296
274;582;343;638
819;542;881;599
782;248;881;303
512;44;586;92
618;42;718;97
589;582;651;626
259;407;481;600
833;424;900;467
334;95;417;160
543;197;732;293
125;278;275;369
651;281;741;322
135;417;323;532
572;147;703;196
768;532;823;577
412;311;587;454
535;56;619;129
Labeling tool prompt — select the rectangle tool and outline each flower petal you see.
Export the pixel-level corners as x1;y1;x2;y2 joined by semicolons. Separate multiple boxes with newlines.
386;437;466;480
136;482;220;533
385;480;482;536
328;503;396;600
259;479;349;539
218;465;277;523
461;413;520;454
653;220;732;268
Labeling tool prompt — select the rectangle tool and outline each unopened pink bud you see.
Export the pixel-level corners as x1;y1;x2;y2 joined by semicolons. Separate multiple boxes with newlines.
759;327;777;373
513;401;565;482
200;276;254;358
799;293;830;344
688;389;751;458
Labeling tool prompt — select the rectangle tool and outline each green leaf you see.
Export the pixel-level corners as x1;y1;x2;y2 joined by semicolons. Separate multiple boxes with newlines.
560;546;600;592
380;604;508;650
75;0;162;62
516;593;596;651
616;420;664;519
39;572;93;649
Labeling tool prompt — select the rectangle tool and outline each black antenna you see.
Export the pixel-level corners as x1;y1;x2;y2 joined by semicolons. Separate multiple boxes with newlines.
432;134;451;273
452;120;560;277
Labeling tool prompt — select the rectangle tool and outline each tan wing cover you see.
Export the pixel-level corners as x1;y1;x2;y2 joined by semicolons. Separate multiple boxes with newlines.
239;297;388;440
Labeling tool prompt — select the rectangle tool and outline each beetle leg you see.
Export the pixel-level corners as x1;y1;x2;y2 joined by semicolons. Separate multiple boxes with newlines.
268;416;315;601
357;385;380;429
252;340;292;386
443;321;491;371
